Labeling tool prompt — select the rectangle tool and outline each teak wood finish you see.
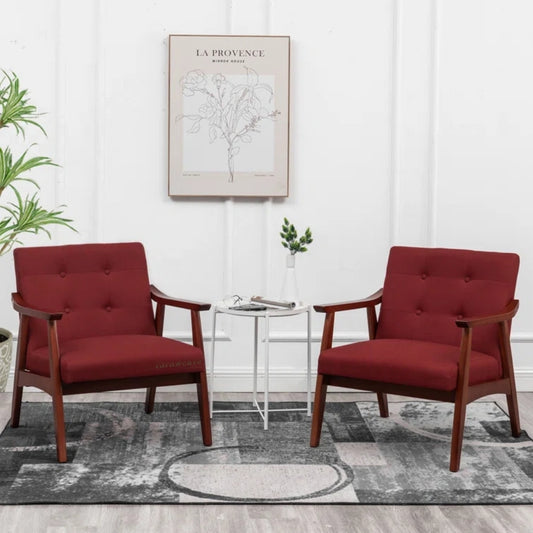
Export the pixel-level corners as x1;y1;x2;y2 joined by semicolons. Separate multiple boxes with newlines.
310;288;521;472
10;285;212;463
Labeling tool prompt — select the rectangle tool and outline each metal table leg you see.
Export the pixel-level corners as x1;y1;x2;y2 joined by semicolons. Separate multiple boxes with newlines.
264;312;270;430
307;307;312;416
253;316;258;408
209;309;217;417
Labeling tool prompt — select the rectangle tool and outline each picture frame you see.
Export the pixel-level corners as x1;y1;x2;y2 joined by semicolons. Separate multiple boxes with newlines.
168;34;290;197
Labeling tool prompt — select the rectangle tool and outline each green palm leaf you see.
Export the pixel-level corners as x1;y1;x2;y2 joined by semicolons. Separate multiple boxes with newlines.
1;70;76;256
0;71;46;135
0;190;75;255
0;145;56;191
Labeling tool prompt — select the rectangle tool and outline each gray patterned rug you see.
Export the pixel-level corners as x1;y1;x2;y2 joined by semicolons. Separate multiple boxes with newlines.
0;400;532;504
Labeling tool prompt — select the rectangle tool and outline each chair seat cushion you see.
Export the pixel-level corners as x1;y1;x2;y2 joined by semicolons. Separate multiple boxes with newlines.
27;335;205;384
318;338;501;391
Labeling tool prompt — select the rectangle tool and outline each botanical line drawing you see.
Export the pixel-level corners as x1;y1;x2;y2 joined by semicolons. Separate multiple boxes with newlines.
178;67;280;182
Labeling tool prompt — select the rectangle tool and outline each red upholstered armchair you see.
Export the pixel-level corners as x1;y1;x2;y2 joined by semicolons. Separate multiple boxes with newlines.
10;242;212;462
311;246;521;471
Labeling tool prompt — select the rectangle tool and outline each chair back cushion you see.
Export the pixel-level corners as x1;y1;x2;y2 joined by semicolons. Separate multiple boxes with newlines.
376;246;519;360
14;242;156;352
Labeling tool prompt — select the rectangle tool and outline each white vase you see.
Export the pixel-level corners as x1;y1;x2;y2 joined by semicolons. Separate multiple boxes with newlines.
0;328;13;393
280;254;299;304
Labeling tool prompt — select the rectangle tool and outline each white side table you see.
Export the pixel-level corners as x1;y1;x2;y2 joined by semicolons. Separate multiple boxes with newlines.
209;302;312;429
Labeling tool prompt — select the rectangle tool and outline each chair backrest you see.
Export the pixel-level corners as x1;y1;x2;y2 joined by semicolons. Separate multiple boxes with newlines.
376;246;519;359
14;242;156;351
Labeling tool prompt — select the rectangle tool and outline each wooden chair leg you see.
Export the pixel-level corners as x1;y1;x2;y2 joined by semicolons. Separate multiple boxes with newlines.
52;391;68;463
498;321;521;437
310;374;328;447
145;387;156;414
197;372;212;446
377;392;389;417
11;316;29;428
10;382;23;428
506;391;521;437
450;396;468;472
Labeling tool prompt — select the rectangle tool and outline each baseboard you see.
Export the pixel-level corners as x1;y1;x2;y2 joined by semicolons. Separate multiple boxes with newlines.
515;370;533;391
4;331;533;393
4;367;533;393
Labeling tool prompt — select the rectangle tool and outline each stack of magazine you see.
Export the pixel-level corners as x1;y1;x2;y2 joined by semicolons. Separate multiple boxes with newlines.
229;296;297;311
250;296;297;309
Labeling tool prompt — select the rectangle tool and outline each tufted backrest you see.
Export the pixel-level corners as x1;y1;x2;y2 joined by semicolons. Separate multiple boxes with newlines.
376;246;519;360
14;242;156;351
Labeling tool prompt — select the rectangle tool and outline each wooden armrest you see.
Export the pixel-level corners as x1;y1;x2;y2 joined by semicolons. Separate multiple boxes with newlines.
12;292;63;321
314;289;383;313
150;285;211;312
456;300;519;328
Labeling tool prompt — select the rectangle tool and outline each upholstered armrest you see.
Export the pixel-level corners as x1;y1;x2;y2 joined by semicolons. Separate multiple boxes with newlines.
314;289;383;313
456;300;519;329
150;285;211;312
12;292;63;321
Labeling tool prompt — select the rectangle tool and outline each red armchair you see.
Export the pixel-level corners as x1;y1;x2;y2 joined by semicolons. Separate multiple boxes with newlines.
311;246;521;471
10;242;212;462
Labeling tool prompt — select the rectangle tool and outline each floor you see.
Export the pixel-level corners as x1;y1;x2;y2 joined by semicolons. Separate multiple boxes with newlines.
1;390;532;533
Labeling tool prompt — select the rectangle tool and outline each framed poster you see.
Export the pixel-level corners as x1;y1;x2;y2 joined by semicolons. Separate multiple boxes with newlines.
168;34;290;197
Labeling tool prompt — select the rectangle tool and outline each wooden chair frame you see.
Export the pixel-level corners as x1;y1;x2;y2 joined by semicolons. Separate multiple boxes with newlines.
10;284;212;463
310;288;521;471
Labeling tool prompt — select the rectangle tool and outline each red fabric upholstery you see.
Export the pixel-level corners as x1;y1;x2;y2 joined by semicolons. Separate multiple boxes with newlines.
318;339;501;391
13;242;202;381
14;242;156;357
28;335;205;384
318;247;519;391
376;247;519;363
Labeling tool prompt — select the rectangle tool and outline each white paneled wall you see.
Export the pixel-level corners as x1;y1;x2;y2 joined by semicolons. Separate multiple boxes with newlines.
1;0;532;391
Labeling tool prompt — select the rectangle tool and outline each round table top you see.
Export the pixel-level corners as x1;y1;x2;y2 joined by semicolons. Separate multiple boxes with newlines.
214;300;310;317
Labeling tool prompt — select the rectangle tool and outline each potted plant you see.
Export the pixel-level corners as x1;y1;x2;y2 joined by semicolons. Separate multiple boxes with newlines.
0;70;74;392
279;217;313;303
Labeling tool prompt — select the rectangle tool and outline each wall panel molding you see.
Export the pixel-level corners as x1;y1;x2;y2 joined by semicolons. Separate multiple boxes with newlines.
54;0;66;235
95;0;106;242
389;0;402;246
4;0;532;392
262;198;273;297
7;367;533;394
391;0;436;247
427;0;441;246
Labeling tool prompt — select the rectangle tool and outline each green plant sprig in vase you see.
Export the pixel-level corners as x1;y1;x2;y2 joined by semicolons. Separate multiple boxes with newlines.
279;217;313;303
280;217;313;255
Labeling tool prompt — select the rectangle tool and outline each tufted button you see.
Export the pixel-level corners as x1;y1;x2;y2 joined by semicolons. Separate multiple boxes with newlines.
415;309;422;316
464;276;471;283
106;305;112;312
421;273;427;280
59;271;67;278
64;307;71;314
104;268;111;275
457;314;463;320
